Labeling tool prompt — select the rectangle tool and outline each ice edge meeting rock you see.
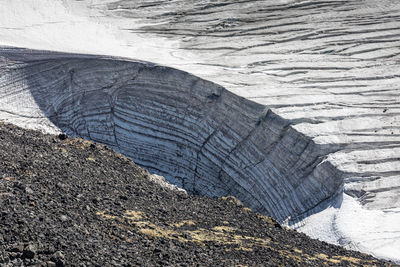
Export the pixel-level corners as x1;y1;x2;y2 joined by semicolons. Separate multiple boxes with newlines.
0;47;342;224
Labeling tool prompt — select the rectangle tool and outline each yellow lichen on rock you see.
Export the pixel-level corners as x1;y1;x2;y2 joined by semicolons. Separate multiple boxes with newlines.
96;210;271;250
124;210;144;221
96;211;117;220
95;210;383;266
213;226;236;233
170;220;196;228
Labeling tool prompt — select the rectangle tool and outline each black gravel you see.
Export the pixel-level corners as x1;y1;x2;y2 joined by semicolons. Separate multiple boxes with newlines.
0;122;396;266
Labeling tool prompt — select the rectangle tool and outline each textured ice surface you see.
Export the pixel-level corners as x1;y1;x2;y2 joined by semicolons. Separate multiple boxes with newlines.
0;49;343;224
0;0;399;262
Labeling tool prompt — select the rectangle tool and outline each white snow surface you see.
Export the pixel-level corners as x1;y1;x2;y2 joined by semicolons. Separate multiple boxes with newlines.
0;0;399;262
294;194;400;262
0;0;181;64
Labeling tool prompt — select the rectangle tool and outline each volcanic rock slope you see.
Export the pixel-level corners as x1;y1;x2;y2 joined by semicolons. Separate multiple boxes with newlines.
0;122;394;266
0;0;400;262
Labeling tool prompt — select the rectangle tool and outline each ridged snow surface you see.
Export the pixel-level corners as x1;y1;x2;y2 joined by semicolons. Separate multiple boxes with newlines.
0;0;399;262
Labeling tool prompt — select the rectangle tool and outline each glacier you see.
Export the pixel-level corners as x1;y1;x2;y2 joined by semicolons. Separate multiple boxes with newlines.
0;0;399;262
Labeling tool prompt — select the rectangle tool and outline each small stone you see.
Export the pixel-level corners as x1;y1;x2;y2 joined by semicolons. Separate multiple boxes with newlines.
60;215;68;222
58;134;68;140
153;248;162;254
13;182;25;191
25;187;34;194
43;244;56;255
51;251;65;267
92;197;101;204
52;251;65;259
8;252;19;259
23;244;37;259
10;243;24;252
